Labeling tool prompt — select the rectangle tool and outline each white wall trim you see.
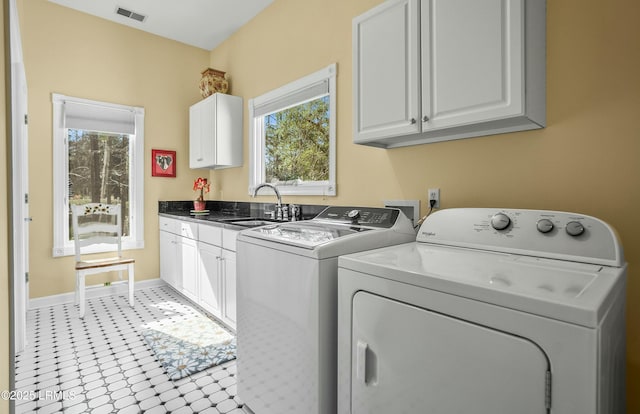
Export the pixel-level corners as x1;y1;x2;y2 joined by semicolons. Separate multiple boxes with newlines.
248;63;337;196
51;93;145;257
28;278;166;310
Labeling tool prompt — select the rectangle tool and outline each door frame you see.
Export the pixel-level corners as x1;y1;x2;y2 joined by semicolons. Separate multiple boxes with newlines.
9;0;29;355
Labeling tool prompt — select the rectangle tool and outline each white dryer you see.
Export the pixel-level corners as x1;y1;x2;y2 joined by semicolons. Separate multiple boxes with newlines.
338;208;626;414
236;206;416;414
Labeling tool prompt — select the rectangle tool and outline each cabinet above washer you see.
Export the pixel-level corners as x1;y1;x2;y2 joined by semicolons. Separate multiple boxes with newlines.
190;93;243;169
352;0;546;148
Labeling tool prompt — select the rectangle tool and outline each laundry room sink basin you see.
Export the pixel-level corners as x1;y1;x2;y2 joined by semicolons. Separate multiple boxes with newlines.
221;218;280;227
232;219;278;227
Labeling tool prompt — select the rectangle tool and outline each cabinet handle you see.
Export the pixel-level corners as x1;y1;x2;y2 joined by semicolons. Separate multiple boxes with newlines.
197;158;204;161
217;256;224;278
422;115;429;122
410;118;416;124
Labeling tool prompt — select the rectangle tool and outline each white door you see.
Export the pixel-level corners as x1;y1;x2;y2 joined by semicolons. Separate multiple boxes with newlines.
351;291;549;414
189;101;204;168
178;236;198;302
353;0;421;143
189;96;216;168
159;231;178;289
198;242;222;318
221;249;236;328
10;0;29;353
421;0;524;130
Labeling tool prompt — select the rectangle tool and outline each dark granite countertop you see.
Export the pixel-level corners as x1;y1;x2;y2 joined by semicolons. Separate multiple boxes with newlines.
158;200;327;228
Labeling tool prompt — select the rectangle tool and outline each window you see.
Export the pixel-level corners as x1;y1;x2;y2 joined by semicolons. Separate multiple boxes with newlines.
52;94;144;257
249;64;336;196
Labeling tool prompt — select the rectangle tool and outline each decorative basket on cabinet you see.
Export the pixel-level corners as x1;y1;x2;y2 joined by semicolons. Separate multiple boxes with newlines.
199;68;229;98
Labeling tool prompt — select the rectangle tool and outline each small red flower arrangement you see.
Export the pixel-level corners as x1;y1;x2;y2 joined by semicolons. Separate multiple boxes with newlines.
193;177;210;211
193;177;211;201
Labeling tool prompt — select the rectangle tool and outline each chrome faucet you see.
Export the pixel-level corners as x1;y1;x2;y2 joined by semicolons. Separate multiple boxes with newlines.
253;183;283;220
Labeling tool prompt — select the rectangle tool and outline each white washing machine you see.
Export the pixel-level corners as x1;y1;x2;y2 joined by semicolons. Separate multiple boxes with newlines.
236;206;416;414
338;208;627;414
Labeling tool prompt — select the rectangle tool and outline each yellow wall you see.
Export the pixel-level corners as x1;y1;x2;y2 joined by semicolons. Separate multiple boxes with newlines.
20;0;210;298
2;0;11;410
13;0;640;410
208;0;640;409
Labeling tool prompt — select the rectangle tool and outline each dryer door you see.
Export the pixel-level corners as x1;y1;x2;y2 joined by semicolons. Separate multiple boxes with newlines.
351;292;550;414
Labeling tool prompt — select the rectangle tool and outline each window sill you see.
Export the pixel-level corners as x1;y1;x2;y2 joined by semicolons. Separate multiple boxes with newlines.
249;182;336;197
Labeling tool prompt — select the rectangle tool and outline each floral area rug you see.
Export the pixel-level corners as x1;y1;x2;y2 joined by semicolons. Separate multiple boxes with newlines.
140;301;236;380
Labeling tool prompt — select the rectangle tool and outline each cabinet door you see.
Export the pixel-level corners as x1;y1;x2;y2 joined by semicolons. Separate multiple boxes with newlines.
190;94;243;169
222;228;239;252
178;236;199;302
421;0;524;130
221;249;237;329
353;0;421;143
159;231;178;289
198;242;223;318
351;291;548;414
189;102;202;168
189;97;217;168
159;216;179;234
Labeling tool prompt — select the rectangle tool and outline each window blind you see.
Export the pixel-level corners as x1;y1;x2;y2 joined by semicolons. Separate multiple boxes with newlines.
64;100;136;135
253;79;329;117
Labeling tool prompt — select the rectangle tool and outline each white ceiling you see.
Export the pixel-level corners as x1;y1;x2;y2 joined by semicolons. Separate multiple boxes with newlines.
47;0;274;51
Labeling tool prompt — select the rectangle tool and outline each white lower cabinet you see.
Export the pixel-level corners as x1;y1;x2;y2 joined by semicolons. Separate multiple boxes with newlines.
198;242;223;317
159;217;198;301
179;236;199;303
221;249;237;327
159;230;179;289
159;216;238;330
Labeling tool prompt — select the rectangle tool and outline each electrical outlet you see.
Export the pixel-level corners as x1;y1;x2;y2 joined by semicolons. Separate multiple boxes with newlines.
428;188;440;209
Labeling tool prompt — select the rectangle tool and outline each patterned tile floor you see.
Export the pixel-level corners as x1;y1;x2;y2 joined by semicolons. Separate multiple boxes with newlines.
14;285;244;413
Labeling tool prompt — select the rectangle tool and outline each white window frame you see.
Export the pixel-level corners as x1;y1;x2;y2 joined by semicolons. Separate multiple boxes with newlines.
248;63;337;196
52;93;145;257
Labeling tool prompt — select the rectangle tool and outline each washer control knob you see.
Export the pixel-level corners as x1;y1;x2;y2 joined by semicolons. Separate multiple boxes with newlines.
536;219;554;234
491;213;511;230
565;221;585;237
348;209;361;222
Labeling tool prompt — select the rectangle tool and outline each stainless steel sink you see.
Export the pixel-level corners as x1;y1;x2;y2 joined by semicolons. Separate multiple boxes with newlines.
221;217;280;227
231;219;276;227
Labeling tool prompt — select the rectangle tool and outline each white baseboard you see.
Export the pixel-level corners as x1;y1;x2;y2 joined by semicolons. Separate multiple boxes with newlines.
28;278;167;310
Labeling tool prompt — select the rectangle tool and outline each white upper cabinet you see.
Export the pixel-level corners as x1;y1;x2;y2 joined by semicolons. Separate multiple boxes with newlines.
353;0;546;148
353;0;421;142
189;93;243;169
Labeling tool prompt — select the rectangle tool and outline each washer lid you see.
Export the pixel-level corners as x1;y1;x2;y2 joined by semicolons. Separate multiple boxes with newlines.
339;243;626;328
238;206;416;252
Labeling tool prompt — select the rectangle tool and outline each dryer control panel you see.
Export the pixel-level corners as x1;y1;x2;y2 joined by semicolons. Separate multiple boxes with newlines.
315;206;400;228
417;208;623;267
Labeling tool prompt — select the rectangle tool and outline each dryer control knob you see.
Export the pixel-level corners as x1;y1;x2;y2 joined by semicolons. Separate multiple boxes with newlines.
491;213;511;230
536;219;554;233
565;221;585;237
348;209;361;221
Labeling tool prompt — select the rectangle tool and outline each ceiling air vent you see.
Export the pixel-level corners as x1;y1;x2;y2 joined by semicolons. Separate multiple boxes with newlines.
116;7;146;23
